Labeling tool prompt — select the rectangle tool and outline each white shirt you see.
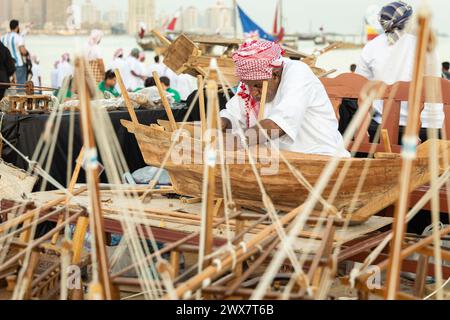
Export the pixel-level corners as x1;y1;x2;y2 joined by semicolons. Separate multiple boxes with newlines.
109;57;128;93
176;74;197;101
163;64;179;92
137;61;148;88
1;32;25;67
31;63;41;87
51;68;59;89
85;44;101;61
356;33;443;129
56;61;74;88
220;59;350;158
148;63;167;78
125;56;142;91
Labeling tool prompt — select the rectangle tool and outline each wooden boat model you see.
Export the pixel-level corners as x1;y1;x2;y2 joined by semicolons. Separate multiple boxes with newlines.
153;32;335;88
122;119;450;224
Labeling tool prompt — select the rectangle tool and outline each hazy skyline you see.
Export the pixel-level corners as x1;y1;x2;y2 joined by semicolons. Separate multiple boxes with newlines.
77;0;450;35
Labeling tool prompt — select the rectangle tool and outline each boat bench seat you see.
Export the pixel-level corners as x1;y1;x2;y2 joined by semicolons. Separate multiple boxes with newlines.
321;73;450;213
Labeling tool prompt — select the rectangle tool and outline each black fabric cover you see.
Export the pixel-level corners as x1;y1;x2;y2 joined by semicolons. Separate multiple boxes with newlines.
1;108;187;190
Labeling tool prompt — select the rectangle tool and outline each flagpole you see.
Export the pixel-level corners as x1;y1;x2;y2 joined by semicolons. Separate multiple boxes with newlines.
280;0;284;31
233;0;238;38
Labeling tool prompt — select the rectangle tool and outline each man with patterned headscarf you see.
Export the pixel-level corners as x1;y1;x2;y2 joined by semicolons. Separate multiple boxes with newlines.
220;39;349;157
356;1;443;140
85;29;105;84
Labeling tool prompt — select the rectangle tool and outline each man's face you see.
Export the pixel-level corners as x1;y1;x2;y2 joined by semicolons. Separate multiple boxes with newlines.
242;67;283;103
106;78;117;88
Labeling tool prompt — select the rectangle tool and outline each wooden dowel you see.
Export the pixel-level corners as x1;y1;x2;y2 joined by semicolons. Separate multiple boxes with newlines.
0;211;81;273
71;216;89;265
52;146;86;245
114;69;139;125
197;75;207;137
381;129;393;153
151;29;172;47
0;188;86;234
385;10;432;300
170;251;181;279
0;82;56;91
111;210;244;280
68;147;86;192
258;81;269;121
76;57;113;300
201;76;220;267
22;250;41;300
152;71;177;131
226;235;280;296
164;204;306;299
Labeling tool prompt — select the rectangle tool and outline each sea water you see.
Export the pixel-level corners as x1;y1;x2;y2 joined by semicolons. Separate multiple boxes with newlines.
21;35;450;87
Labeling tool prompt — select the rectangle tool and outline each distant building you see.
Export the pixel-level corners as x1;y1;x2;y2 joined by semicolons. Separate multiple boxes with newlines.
0;0;12;29
104;6;125;26
181;6;200;33
205;1;234;35
7;0;46;29
30;0;47;29
81;0;101;28
128;0;156;35
46;0;72;30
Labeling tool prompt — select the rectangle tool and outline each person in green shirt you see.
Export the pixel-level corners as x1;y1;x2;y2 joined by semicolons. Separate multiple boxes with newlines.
98;69;120;97
160;76;181;103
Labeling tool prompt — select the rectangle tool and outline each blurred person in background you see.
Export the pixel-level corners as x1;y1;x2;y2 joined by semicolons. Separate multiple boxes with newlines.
443;61;450;80
125;48;146;91
56;53;74;89
31;55;42;93
85;29;105;84
109;48;127;92
148;55;166;77
356;1;443;142
0;41;15;100
1;20;27;85
51;61;60;89
160;76;181;103
98;70;120;98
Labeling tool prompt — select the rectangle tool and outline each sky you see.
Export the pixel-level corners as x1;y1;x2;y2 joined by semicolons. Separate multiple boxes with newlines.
77;0;450;35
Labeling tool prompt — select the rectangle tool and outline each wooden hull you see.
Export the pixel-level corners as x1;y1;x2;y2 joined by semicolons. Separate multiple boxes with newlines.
122;120;445;224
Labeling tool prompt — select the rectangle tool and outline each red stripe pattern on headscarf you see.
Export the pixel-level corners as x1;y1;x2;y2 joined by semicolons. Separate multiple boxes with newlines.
232;39;285;81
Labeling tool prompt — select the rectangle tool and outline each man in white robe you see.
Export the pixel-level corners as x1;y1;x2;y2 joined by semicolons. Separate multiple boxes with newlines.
220;39;349;158
125;49;146;92
356;1;444;134
56;53;73;88
109;48;128;93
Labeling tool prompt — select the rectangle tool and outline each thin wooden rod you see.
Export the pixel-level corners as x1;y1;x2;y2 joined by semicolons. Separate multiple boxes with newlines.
76;57;113;300
114;69;139;125
152;71;177;131
258;81;269;121
385;10;432;300
0;188;86;233
197;75;207;137
381;129;392;153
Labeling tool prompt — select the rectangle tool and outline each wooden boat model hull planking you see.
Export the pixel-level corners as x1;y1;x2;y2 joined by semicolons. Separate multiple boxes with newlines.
122;120;448;224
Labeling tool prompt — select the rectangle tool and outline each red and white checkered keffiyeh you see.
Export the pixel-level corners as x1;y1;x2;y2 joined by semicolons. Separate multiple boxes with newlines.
233;40;285;128
232;39;285;81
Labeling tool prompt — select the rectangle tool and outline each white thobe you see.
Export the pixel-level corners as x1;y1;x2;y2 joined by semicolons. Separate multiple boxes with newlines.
220;58;350;157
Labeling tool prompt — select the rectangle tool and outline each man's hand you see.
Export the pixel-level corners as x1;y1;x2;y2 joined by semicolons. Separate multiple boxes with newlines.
221;117;231;132
19;46;27;56
244;119;285;146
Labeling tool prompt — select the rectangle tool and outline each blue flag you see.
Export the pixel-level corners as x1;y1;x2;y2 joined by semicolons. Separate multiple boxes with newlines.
237;5;275;41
